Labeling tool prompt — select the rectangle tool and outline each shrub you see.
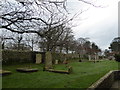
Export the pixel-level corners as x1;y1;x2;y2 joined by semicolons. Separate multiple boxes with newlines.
114;54;120;62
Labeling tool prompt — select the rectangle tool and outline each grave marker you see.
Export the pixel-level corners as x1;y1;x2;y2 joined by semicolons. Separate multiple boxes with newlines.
55;60;58;64
88;55;91;61
36;54;42;64
45;51;53;70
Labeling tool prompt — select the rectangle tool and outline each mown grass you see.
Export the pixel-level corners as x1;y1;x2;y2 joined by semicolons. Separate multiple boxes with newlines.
2;60;119;88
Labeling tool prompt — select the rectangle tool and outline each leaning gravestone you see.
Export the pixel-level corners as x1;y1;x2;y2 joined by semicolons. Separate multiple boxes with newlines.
36;54;42;64
45;51;53;70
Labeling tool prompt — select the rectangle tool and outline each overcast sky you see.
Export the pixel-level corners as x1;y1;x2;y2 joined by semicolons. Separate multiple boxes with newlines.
1;0;119;51
66;0;119;50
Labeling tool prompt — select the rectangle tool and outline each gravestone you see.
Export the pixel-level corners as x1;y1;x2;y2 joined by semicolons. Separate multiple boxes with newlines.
94;55;97;60
45;51;53;70
96;55;99;60
55;60;58;64
88;55;91;61
36;54;42;64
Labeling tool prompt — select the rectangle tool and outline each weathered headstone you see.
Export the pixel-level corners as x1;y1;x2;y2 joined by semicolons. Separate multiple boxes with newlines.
55;60;58;64
88;55;91;61
36;54;42;64
96;55;99;60
94;55;99;60
45;51;53;70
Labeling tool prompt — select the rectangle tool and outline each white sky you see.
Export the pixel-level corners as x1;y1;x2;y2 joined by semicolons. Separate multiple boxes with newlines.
67;0;119;50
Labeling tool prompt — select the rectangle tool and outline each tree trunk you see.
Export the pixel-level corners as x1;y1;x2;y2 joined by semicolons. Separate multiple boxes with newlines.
2;42;4;49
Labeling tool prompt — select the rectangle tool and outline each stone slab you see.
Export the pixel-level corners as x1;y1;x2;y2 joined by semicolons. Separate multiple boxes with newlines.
36;54;42;64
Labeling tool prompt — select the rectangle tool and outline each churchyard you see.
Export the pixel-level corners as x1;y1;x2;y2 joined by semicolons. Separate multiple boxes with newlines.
2;60;118;88
1;50;119;89
1;0;119;89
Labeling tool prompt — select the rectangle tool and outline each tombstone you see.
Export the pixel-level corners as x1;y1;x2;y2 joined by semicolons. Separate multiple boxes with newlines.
96;55;99;60
88;55;91;61
36;54;42;64
94;55;97;63
45;51;53;70
95;55;97;60
55;60;59;64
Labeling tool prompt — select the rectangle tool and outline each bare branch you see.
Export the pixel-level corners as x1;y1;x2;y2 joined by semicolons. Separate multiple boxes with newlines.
79;0;105;8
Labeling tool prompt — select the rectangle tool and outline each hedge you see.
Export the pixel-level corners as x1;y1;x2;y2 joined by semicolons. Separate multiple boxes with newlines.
114;54;120;62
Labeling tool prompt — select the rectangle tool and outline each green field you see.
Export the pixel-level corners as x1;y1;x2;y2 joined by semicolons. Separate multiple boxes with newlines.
2;60;119;88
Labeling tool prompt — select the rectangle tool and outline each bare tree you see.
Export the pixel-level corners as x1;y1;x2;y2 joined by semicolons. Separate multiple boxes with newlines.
0;0;102;52
38;25;74;52
0;30;14;49
0;0;74;51
0;0;69;35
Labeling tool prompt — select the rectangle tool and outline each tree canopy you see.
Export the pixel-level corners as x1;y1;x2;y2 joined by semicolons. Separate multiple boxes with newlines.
109;37;120;53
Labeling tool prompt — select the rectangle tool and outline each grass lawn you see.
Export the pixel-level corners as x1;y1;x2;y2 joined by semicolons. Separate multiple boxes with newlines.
2;60;119;88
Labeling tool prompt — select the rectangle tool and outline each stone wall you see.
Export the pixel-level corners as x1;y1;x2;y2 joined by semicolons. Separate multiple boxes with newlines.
2;50;45;65
87;70;120;90
2;50;80;65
